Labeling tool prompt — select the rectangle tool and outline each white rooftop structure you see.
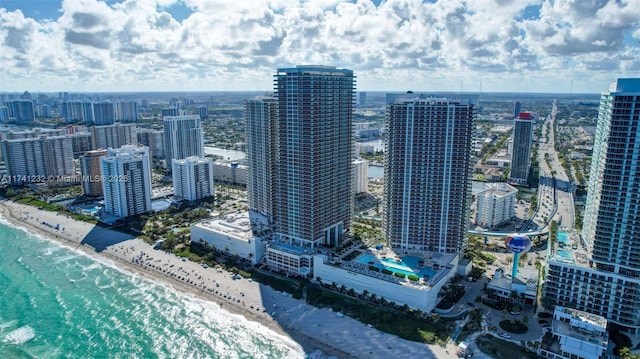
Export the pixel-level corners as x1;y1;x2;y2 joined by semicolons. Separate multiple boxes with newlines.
191;212;265;264
538;306;609;359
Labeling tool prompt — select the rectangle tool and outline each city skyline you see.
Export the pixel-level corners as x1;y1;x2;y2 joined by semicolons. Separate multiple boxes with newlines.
1;0;639;93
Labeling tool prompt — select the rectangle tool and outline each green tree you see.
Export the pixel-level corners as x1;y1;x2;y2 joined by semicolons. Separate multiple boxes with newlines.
619;347;640;359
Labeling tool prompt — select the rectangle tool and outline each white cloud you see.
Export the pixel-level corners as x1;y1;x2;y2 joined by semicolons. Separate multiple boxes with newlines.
0;0;639;92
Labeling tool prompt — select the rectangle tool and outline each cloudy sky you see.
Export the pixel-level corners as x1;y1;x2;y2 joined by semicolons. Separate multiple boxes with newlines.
1;0;639;93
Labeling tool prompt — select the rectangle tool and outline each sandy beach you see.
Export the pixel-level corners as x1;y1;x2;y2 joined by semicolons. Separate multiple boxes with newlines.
0;199;459;359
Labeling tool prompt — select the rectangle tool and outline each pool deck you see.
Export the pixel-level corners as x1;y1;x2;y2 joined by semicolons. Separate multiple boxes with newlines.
350;249;457;287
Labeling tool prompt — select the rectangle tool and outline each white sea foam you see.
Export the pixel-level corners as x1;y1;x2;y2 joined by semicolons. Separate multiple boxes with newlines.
1;218;307;358
2;325;35;345
82;262;101;272
0;320;18;333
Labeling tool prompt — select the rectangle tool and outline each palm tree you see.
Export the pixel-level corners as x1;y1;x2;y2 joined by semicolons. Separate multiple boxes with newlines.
362;289;369;300
531;341;541;352
541;296;556;312
510;291;520;306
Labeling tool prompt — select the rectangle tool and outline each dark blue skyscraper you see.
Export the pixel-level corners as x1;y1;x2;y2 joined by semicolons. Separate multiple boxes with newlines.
7;100;35;123
513;101;521;117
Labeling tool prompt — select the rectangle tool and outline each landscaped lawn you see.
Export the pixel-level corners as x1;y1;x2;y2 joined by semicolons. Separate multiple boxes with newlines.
476;334;538;359
306;286;453;345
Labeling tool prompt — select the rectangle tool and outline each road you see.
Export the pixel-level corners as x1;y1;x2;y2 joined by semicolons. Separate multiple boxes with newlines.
535;101;575;231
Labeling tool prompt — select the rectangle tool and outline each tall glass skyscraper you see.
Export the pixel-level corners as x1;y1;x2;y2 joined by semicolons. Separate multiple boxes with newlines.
246;66;355;248
509;112;534;185
544;78;640;334
584;78;640;274
246;96;277;220
383;94;476;254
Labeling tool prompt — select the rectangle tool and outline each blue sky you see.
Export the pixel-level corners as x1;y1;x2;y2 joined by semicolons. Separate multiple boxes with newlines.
1;0;639;93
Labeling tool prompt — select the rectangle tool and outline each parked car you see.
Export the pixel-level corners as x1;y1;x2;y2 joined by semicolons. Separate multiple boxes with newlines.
499;333;511;339
538;319;551;327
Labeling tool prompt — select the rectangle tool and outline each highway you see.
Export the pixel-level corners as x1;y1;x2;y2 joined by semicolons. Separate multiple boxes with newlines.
538;101;575;231
473;101;576;238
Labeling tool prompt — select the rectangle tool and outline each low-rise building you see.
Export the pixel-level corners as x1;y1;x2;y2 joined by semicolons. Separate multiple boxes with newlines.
485;157;511;168
539;306;609;359
266;242;315;276
190;212;265;265
354;142;375;155
487;267;537;305
213;160;248;186
313;251;458;313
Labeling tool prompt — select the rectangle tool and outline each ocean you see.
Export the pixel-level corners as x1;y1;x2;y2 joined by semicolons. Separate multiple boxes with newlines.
0;217;306;359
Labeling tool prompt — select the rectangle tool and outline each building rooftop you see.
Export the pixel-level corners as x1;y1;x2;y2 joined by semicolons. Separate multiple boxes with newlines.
338;248;458;289
478;182;518;198
547;231;590;268
488;267;538;293
268;242;310;256
556;307;608;330
553;307;608;350
193;212;252;242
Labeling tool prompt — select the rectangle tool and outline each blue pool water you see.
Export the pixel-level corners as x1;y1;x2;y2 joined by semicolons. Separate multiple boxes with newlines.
557;250;572;259
558;232;568;244
271;242;305;255
356;255;436;279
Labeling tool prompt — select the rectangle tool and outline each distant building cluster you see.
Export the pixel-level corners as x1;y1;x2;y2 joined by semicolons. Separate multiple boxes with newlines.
0;98;215;221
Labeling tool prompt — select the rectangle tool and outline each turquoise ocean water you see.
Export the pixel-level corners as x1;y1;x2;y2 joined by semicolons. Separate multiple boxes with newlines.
0;217;305;359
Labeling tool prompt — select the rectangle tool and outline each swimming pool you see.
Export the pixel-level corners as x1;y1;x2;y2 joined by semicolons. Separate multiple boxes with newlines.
557;250;572;259
356;254;436;279
558;232;569;244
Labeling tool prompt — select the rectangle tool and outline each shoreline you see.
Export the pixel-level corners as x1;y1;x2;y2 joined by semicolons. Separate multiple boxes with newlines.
0;199;457;359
